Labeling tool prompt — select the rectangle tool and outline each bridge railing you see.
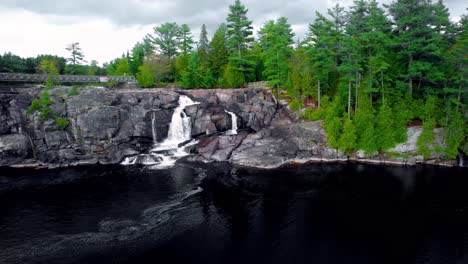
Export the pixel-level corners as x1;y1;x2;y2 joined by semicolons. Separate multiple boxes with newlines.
247;81;270;89
0;73;135;83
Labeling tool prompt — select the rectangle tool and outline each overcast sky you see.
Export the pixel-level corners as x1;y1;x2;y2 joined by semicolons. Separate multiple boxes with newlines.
0;0;466;66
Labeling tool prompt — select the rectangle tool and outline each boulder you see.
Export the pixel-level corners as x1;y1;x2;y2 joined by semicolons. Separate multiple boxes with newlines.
0;134;31;164
76;106;124;140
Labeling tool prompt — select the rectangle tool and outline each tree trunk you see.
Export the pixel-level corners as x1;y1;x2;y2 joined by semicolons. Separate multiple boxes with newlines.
348;78;352;119
409;54;413;97
381;71;385;106
355;72;359;114
318;79;321;109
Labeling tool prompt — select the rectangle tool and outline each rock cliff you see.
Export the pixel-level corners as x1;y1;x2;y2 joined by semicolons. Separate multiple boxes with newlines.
0;86;463;168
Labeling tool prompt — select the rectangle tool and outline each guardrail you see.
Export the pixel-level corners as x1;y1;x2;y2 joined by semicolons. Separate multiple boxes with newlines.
247;81;269;89
0;73;135;83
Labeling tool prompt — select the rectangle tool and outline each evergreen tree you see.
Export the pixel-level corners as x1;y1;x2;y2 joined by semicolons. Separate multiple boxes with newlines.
179;24;194;54
66;42;85;65
39;58;59;88
136;63;156;88
130;42;149;75
306;12;337;108
338;118;357;154
208;24;230;82
258;17;295;92
181;52;201;88
388;0;448;97
226;0;255;84
145;22;181;60
198;24;210;64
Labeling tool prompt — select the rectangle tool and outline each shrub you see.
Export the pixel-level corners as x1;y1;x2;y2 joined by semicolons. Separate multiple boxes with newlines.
40;107;53;121
27;99;42;115
55;117;70;130
338;118;357;154
68;86;79;96
443;108;465;159
288;99;303;111
417;118;436;157
136;64;156;88
300;108;327;121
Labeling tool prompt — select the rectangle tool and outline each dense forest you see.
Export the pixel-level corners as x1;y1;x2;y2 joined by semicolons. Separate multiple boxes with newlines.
1;0;466;159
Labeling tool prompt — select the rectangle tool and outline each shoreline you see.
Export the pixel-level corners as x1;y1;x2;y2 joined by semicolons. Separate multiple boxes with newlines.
2;154;463;170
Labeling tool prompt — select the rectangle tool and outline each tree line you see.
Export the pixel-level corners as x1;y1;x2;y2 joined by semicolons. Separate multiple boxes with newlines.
1;0;466;159
120;0;466;159
0;42;106;76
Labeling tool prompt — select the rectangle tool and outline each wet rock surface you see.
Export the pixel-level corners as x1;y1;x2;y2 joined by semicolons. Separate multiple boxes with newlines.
0;86;462;168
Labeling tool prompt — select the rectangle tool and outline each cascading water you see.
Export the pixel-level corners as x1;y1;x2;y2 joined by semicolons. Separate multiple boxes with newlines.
122;95;199;169
151;111;158;145
225;110;238;135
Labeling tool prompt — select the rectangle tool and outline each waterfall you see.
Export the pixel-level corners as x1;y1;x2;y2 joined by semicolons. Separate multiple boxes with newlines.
165;96;198;145
122;95;199;169
225;110;238;135
151;112;158;145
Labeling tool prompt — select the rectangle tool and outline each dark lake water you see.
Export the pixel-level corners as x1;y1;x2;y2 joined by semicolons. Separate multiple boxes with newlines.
0;162;467;264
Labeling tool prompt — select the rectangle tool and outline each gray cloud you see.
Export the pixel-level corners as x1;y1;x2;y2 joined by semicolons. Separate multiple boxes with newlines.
1;0;466;41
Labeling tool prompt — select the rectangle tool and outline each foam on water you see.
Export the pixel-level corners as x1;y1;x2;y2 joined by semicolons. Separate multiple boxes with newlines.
122;95;200;169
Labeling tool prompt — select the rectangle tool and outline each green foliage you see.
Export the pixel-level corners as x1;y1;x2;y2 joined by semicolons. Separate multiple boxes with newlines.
226;0;255;81
114;57;131;76
27;99;42;115
66;42;85;65
40;59;59;88
374;105;396;151
417;118;436;157
180;24;194;54
181;53;201;88
136;63;156;88
55;117;69;130
222;62;244;88
324;97;343;148
300;96;331;121
145;22;182;60
198;24;210;62
338;118;357;154
443;108;465;159
354;96;378;154
68;86;79;96
288;99;303;112
208;24;229;81
258;17;294;89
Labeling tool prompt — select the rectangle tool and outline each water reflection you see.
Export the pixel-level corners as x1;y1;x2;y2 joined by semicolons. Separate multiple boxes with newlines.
0;163;466;264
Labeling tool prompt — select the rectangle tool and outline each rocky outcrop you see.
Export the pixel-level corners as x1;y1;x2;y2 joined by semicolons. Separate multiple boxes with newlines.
0;87;284;167
0;86;463;168
196;101;347;168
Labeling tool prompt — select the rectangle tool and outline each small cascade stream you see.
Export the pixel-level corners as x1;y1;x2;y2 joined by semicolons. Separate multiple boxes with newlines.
225;110;238;135
122;95;200;169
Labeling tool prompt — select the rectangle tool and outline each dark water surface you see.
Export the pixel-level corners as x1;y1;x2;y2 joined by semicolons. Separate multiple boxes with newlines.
0;162;467;264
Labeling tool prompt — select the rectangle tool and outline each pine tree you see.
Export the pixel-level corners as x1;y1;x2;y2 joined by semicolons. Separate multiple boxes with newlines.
338;118;357;154
306;12;337;108
208;24;229;82
226;0;255;85
374;104;396;151
66;42;85;65
259;17;295;92
198;24;210;65
145;22;181;60
388;0;448;97
181;52;201;88
179;24;194;55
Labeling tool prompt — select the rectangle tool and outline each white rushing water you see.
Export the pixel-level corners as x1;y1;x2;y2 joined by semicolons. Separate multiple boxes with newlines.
122;95;200;169
225;110;238;135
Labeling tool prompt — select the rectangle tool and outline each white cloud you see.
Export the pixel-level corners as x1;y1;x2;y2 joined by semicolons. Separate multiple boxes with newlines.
0;9;152;65
0;0;465;65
